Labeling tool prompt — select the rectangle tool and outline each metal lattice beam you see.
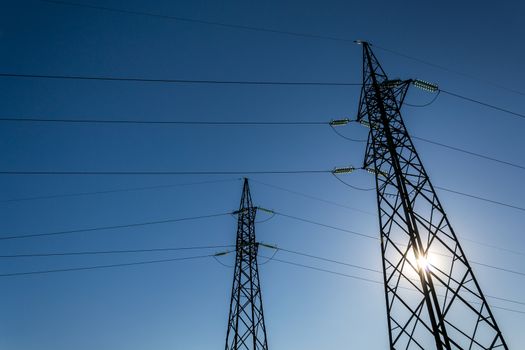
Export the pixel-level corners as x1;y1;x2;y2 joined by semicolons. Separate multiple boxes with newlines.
358;42;508;350
225;178;269;350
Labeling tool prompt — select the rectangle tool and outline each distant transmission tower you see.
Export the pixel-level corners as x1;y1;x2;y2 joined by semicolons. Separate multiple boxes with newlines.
357;41;508;349
225;178;269;350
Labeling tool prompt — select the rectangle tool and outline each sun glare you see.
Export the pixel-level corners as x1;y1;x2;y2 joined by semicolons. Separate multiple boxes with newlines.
417;255;431;272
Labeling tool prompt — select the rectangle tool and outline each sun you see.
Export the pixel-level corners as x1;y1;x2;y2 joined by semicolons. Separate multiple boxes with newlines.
416;255;431;272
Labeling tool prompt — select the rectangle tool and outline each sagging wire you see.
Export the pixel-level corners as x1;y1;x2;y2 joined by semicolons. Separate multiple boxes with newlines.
212;250;234;268
331;166;375;191
212;242;279;267
329;118;366;142
256;213;276;224
258;243;280;265
329;125;366;142
405;90;441;108
229;207;276;224
255;207;276;224
0;254;216;277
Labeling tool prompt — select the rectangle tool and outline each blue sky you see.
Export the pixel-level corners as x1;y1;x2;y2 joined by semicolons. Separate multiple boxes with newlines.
0;0;524;349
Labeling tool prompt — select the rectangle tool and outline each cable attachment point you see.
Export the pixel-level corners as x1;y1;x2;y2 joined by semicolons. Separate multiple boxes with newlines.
214;250;231;257
259;242;278;250
332;166;356;175
381;79;402;88
232;208;251;215
358;120;378;129
256;207;275;214
412;79;439;93
364;167;388;178
329;118;351;126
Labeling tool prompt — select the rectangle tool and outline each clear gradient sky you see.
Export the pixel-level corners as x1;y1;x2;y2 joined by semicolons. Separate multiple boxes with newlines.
0;0;524;349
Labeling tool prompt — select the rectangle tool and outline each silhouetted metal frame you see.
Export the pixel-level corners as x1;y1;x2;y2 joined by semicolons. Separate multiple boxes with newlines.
358;42;508;350
225;179;269;350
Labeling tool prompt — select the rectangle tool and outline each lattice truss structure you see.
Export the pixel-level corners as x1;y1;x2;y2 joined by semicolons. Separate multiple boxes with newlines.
225;179;269;350
357;42;507;350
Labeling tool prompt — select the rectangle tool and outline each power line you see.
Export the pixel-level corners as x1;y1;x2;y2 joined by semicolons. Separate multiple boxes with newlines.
262;247;525;305
333;121;525;174
9;6;525;124
262;255;525;314
372;44;525;98
460;236;525;257
329;124;367;142
330;125;525;213
404;90;442;108
440;89;525;120
0;117;327;125
0;73;360;86
340;122;525;172
260;254;383;284
0;253;217;277
0;244;234;258
4;116;522;174
2;168;522;213
264;183;524;258
1;226;522;278
2;78;524;123
2;248;520;314
331;172;375;191
3;116;522;175
0;178;239;203
41;0;525;102
40;0;354;43
0;211;521;287
6;243;520;312
273;209;525;263
0;212;232;241
412;136;525;171
274;211;377;240
37;0;525;104
250;179;374;215
258;248;280;266
435;186;525;213
329;161;525;213
274;246;381;274
0;170;330;176
3;232;522;278
468;259;525;278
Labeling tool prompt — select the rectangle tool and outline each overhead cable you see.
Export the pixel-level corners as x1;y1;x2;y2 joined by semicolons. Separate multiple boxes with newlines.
0;73;360;86
373;44;525;97
262;255;525;314
0;116;327;125
435;186;525;213
0;178;240;203
41;0;525;101
412;136;525;171
441;89;525;120
0;170;330;176
0;244;234;258
40;0;354;43
0;253;218;277
0;212;232;241
250;179;374;215
273;210;525;259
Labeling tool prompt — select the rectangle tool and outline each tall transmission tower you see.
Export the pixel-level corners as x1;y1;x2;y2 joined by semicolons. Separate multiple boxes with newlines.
357;41;508;349
225;178;269;350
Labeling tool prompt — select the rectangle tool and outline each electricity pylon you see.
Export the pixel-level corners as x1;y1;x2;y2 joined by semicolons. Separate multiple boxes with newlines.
357;41;508;349
225;178;269;350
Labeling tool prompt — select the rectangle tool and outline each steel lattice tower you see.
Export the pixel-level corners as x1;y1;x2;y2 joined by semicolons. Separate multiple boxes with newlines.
357;42;507;349
225;178;269;350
